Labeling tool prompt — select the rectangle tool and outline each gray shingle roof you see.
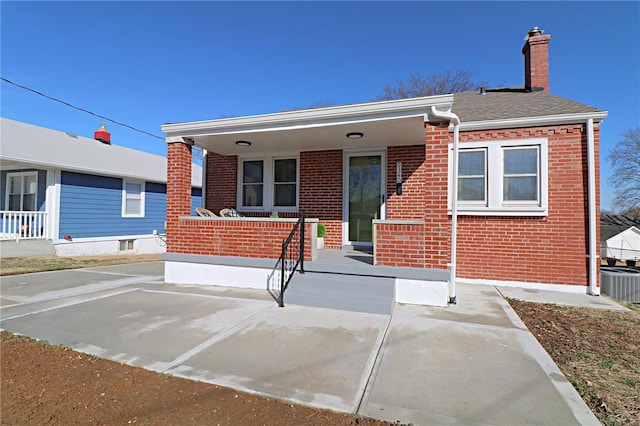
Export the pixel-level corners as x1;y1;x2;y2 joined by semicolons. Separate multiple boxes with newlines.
601;213;640;243
0;117;201;187
452;87;604;123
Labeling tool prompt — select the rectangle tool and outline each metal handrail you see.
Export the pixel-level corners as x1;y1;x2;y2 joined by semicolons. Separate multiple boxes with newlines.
278;211;305;307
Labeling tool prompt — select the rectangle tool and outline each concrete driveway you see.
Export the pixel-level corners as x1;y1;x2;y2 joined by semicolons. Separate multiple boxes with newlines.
0;262;601;425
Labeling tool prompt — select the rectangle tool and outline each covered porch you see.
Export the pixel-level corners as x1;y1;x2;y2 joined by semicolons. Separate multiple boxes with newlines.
162;96;458;306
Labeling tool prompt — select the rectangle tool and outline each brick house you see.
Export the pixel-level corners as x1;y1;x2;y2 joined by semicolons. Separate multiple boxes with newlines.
161;28;607;306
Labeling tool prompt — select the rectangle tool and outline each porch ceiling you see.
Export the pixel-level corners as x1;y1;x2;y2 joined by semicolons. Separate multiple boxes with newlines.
162;95;454;156
190;115;428;156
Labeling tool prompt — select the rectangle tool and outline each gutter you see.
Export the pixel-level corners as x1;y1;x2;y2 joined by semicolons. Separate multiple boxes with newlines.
430;106;460;305
586;118;600;295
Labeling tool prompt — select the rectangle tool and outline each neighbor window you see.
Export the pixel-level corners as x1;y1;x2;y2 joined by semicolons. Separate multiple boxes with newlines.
119;239;135;251
6;172;38;211
122;180;145;217
449;139;547;216
239;156;298;211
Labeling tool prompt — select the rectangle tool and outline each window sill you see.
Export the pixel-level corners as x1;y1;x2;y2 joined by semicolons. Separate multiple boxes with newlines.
448;207;548;217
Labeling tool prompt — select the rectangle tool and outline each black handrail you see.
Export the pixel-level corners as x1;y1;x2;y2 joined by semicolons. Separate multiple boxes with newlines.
278;211;305;307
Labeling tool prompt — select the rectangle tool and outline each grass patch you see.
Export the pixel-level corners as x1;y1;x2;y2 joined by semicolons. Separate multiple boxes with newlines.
1;254;162;276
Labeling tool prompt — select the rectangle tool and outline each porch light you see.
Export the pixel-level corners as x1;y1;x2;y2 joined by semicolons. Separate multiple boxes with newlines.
235;140;252;147
346;132;364;139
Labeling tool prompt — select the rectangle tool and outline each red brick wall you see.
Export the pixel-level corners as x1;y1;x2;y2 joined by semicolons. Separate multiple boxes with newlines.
167;142;192;252
169;218;314;261
375;222;426;267
423;125;454;268
205;153;237;215
386;145;426;220
452;123;598;286
299;150;343;249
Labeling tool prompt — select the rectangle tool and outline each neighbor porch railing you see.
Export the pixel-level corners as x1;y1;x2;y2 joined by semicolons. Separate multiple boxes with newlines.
275;211;305;307
0;211;48;241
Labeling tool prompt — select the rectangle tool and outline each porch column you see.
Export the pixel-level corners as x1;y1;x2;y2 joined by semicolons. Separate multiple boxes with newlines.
166;139;192;251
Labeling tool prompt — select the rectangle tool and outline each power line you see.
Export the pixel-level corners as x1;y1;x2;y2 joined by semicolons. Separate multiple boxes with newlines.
1;77;164;140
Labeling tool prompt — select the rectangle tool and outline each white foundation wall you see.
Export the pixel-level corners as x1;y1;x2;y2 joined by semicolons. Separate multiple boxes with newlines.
395;279;449;307
164;261;278;291
54;234;166;256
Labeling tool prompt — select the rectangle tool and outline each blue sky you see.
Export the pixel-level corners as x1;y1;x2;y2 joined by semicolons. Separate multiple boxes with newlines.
1;1;638;211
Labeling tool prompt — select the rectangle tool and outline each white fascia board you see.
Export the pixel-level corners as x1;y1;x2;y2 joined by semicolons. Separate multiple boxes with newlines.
458;111;609;131
161;95;454;137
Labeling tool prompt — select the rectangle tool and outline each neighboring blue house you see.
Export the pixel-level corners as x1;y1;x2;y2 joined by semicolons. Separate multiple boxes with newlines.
0;117;202;256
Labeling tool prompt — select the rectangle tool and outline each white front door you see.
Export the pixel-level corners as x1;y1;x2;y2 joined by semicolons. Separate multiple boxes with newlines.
343;150;386;247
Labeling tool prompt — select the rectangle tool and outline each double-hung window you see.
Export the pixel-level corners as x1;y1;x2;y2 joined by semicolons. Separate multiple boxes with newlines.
242;160;264;207
239;156;298;212
122;180;145;217
6;172;38;211
458;149;487;203
503;147;539;203
449;138;547;216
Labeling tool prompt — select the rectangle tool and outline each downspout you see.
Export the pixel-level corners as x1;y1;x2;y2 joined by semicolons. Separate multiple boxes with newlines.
586;118;600;295
430;106;460;304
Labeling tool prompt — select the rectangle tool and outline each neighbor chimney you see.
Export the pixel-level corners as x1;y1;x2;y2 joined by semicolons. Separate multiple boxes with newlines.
522;27;551;92
94;123;111;144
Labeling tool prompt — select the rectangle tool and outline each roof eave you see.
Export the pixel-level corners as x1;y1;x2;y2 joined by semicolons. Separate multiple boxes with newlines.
161;94;454;137
458;111;609;131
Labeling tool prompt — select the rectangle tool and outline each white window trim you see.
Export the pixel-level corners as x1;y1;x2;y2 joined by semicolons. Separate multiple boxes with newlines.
237;154;299;213
122;179;145;218
5;171;38;211
448;138;548;216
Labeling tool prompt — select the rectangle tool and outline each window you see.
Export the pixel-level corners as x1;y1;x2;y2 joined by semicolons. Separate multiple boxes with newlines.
119;239;135;251
274;159;297;207
242;160;264;207
239;156;298;211
6;172;38;211
458;150;486;203
449;138;547;216
122;180;145;217
503;147;539;202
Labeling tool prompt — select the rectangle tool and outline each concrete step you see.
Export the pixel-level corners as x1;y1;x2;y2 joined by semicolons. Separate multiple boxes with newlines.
283;271;395;315
1;239;55;258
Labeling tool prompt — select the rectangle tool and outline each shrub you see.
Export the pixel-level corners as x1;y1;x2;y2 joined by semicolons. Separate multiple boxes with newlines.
317;223;327;238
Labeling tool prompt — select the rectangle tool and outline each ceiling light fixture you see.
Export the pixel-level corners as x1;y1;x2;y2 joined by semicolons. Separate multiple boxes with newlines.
346;132;364;139
235;140;252;147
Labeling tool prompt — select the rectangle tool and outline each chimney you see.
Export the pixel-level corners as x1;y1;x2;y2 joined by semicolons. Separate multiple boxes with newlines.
522;27;551;92
94;123;111;144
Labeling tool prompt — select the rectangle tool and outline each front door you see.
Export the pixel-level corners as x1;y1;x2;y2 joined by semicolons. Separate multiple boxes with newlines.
344;151;386;246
